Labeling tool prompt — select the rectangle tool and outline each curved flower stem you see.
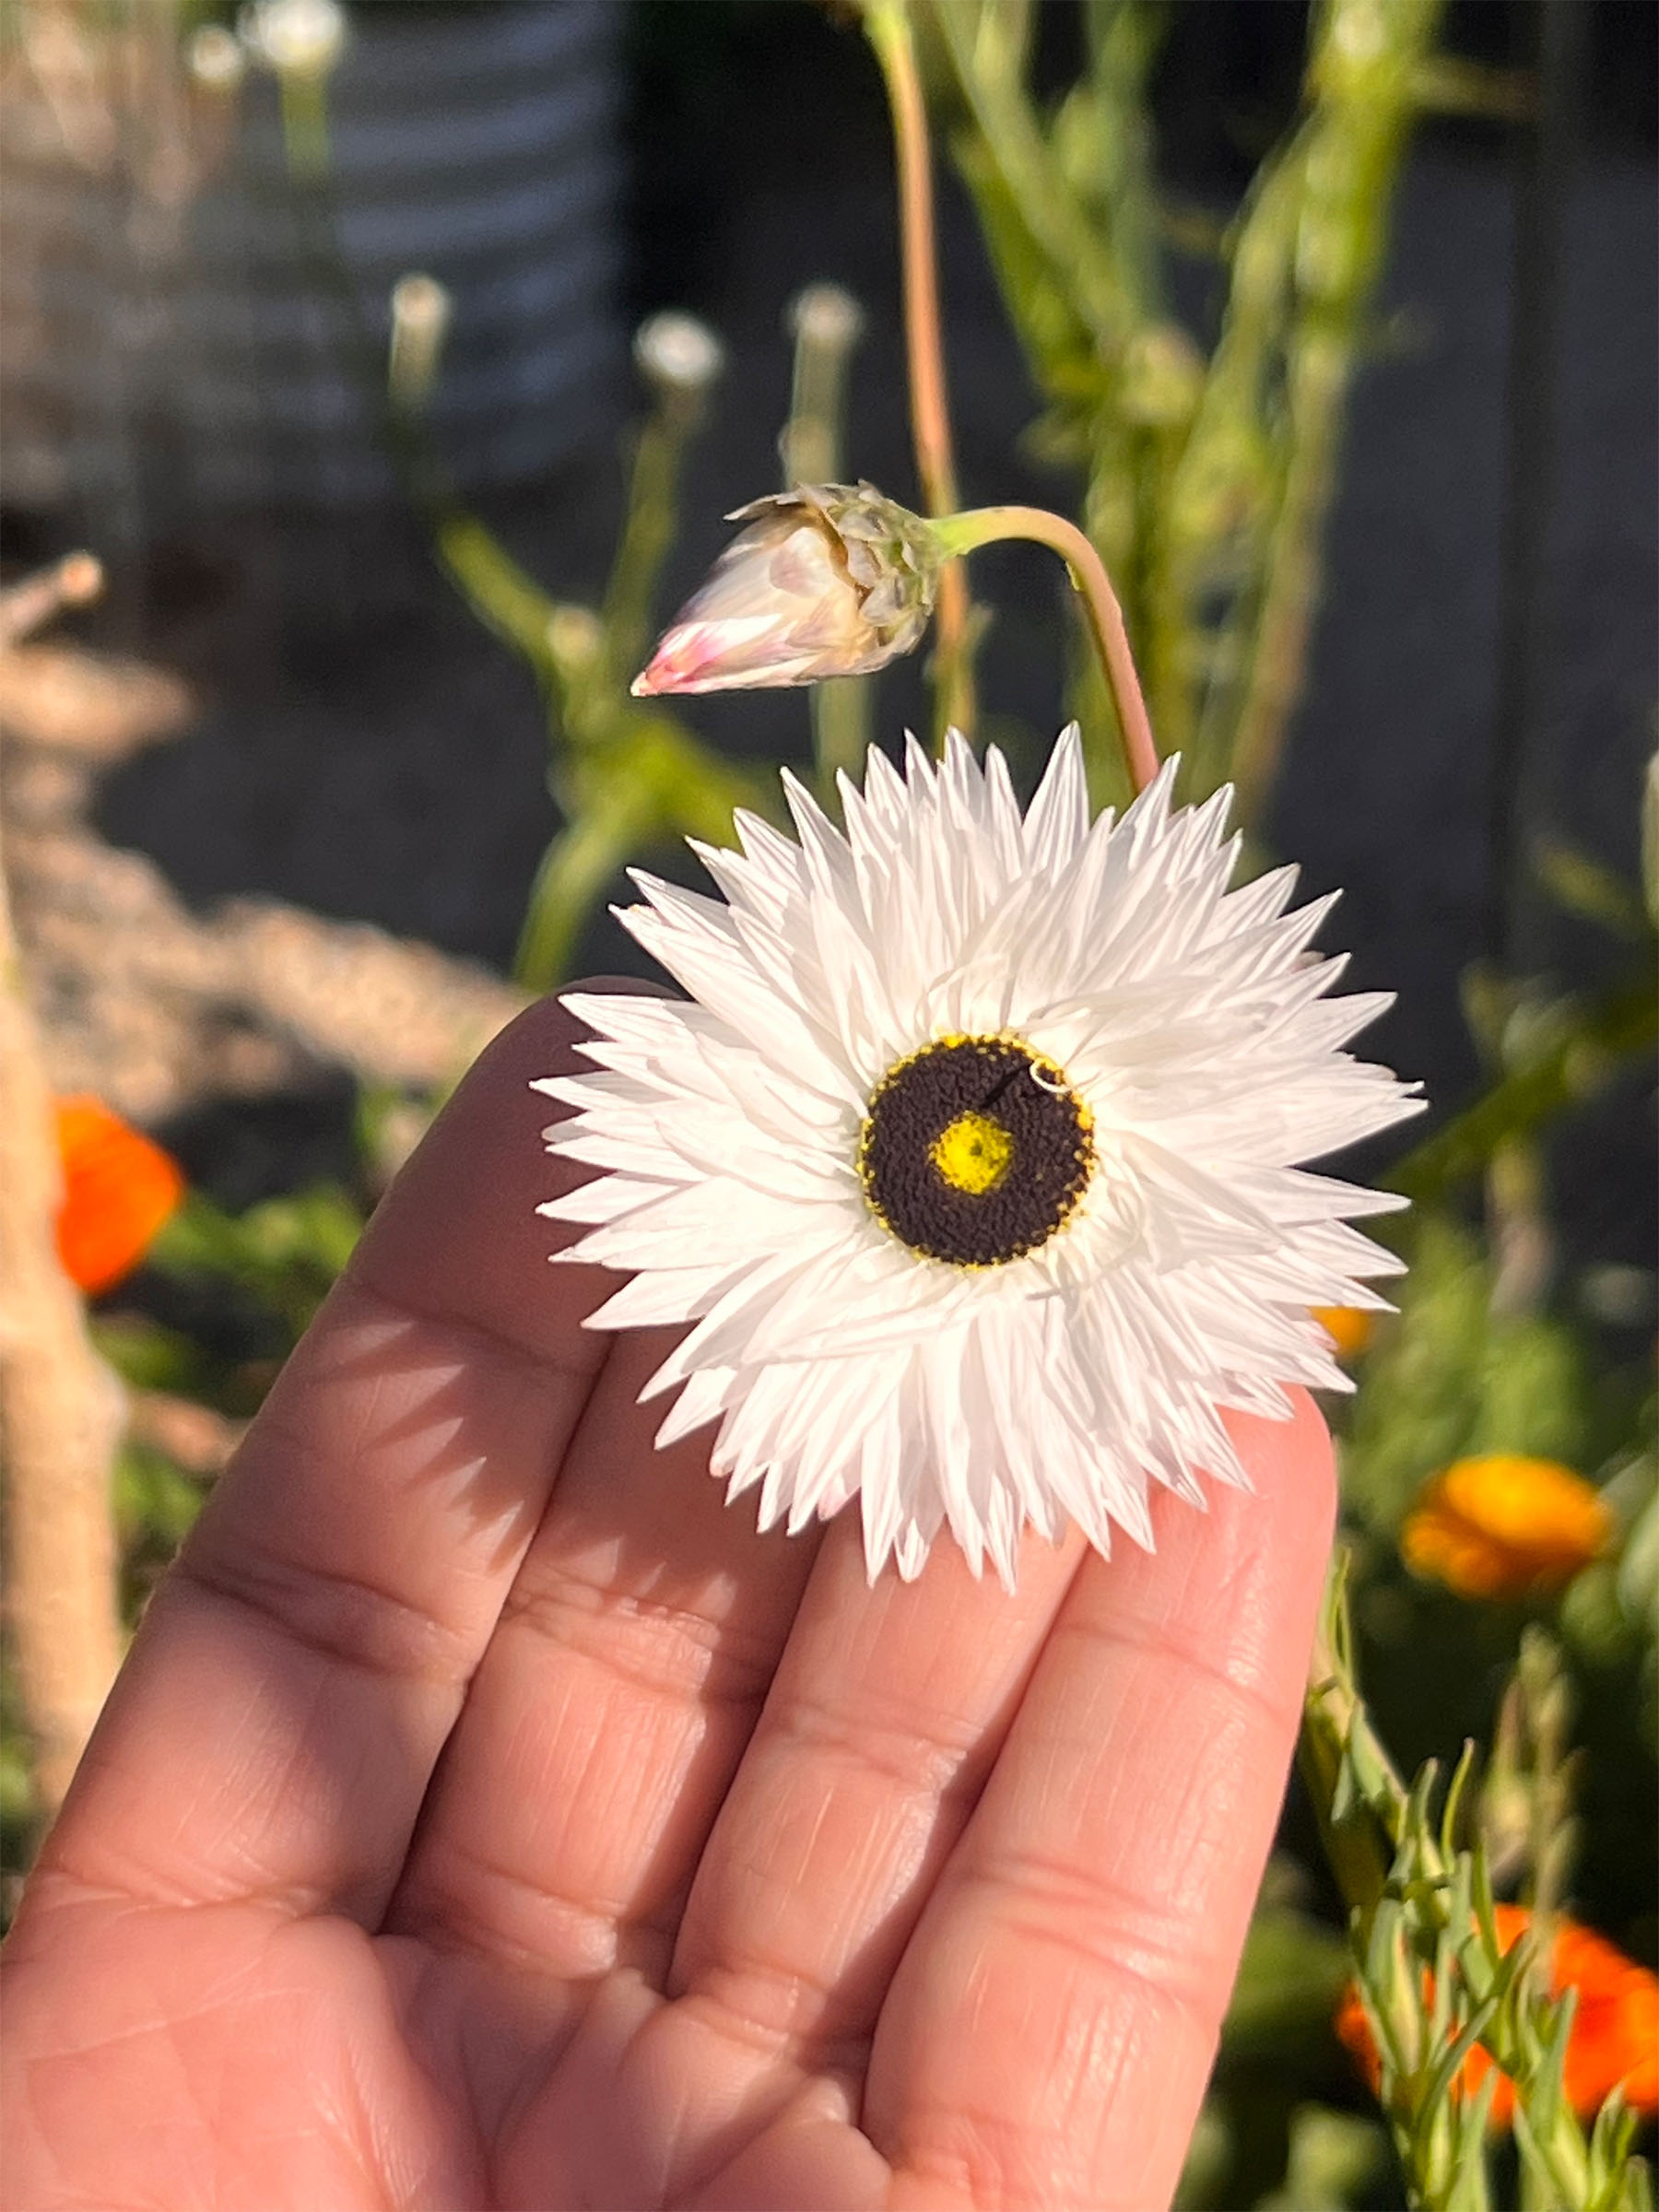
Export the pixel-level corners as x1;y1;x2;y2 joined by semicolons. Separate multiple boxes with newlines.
864;0;976;739
934;505;1160;794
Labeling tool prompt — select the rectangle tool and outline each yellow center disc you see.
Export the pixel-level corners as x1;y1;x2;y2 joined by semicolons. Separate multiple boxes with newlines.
929;1110;1014;1196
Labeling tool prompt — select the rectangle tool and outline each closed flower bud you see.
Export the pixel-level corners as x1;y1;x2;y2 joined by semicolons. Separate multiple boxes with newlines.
631;482;939;697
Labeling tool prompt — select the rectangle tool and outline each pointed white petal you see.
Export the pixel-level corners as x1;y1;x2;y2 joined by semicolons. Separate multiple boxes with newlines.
1022;721;1088;870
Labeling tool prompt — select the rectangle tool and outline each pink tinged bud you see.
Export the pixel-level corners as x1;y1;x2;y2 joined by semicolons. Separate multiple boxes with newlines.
631;482;938;697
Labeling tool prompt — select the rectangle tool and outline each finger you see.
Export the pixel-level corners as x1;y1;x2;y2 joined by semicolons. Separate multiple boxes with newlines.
493;1969;890;2212
868;1394;1335;2212
388;1320;822;2007
684;2088;890;2212
29;996;616;1928
666;1517;1086;2068
496;1521;1084;2207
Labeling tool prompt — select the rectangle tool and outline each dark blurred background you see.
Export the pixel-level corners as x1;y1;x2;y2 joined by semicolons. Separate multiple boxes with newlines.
3;0;1654;1242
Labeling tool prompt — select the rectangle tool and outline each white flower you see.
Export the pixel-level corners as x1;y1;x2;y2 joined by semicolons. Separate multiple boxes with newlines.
537;728;1422;1587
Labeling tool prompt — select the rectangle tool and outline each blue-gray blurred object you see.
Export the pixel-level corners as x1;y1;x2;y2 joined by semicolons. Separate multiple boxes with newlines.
0;1;622;538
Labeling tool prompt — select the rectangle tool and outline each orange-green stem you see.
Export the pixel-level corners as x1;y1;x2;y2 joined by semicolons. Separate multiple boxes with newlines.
935;505;1160;793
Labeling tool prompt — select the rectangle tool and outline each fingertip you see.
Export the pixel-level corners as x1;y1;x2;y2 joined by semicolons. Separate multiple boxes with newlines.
348;982;653;1366
1224;1385;1336;1517
1142;1388;1335;1720
1080;1390;1336;1727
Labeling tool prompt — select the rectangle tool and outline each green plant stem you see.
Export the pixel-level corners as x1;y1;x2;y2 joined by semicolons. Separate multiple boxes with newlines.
514;727;780;994
934;504;1159;792
1219;0;1448;821
781;289;874;791
1300;1560;1405;1936
1225;323;1346;828
276;70;332;182
1300;1558;1645;2212
781;302;858;491
809;680;874;794
431;512;559;678
940;0;1444;818
602;407;700;693
864;0;976;739
514;800;644;994
269;61;438;517
932;0;1135;358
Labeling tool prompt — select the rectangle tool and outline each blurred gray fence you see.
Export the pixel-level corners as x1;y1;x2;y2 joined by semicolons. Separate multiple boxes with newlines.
0;1;623;541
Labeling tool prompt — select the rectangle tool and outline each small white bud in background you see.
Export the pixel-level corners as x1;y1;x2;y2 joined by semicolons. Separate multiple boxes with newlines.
785;283;865;357
239;0;347;78
388;273;453;417
0;551;104;650
633;312;725;407
186;24;247;91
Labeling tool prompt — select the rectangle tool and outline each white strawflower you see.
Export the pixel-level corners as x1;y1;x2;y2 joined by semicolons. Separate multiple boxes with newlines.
538;728;1422;1587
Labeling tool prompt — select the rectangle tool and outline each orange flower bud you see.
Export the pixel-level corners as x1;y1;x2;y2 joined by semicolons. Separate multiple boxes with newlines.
632;482;939;696
1336;1905;1659;2126
53;1096;185;1296
1313;1304;1374;1359
1400;1454;1614;1600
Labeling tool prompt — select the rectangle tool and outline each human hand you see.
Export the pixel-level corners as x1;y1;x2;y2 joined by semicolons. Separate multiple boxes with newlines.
3;994;1335;2212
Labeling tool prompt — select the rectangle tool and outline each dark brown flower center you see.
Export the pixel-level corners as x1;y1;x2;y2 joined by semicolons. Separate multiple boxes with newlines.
858;1034;1094;1266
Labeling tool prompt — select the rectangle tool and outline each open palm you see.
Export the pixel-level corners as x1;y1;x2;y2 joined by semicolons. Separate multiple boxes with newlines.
4;996;1335;2212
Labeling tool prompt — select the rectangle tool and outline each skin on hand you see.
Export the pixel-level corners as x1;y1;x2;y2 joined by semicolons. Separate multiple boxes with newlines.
0;993;1335;2212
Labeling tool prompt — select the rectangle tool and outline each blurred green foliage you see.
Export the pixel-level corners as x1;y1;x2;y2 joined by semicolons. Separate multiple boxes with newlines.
1342;1215;1592;1534
150;1185;364;1339
933;0;1447;820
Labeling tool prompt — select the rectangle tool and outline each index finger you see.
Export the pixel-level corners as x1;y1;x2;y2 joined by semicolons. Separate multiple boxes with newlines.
28;994;613;1928
868;1393;1336;2212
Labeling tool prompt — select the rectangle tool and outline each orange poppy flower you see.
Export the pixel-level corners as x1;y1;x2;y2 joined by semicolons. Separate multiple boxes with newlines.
1313;1305;1375;1359
1400;1455;1613;1601
53;1096;185;1295
1336;1905;1659;2127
